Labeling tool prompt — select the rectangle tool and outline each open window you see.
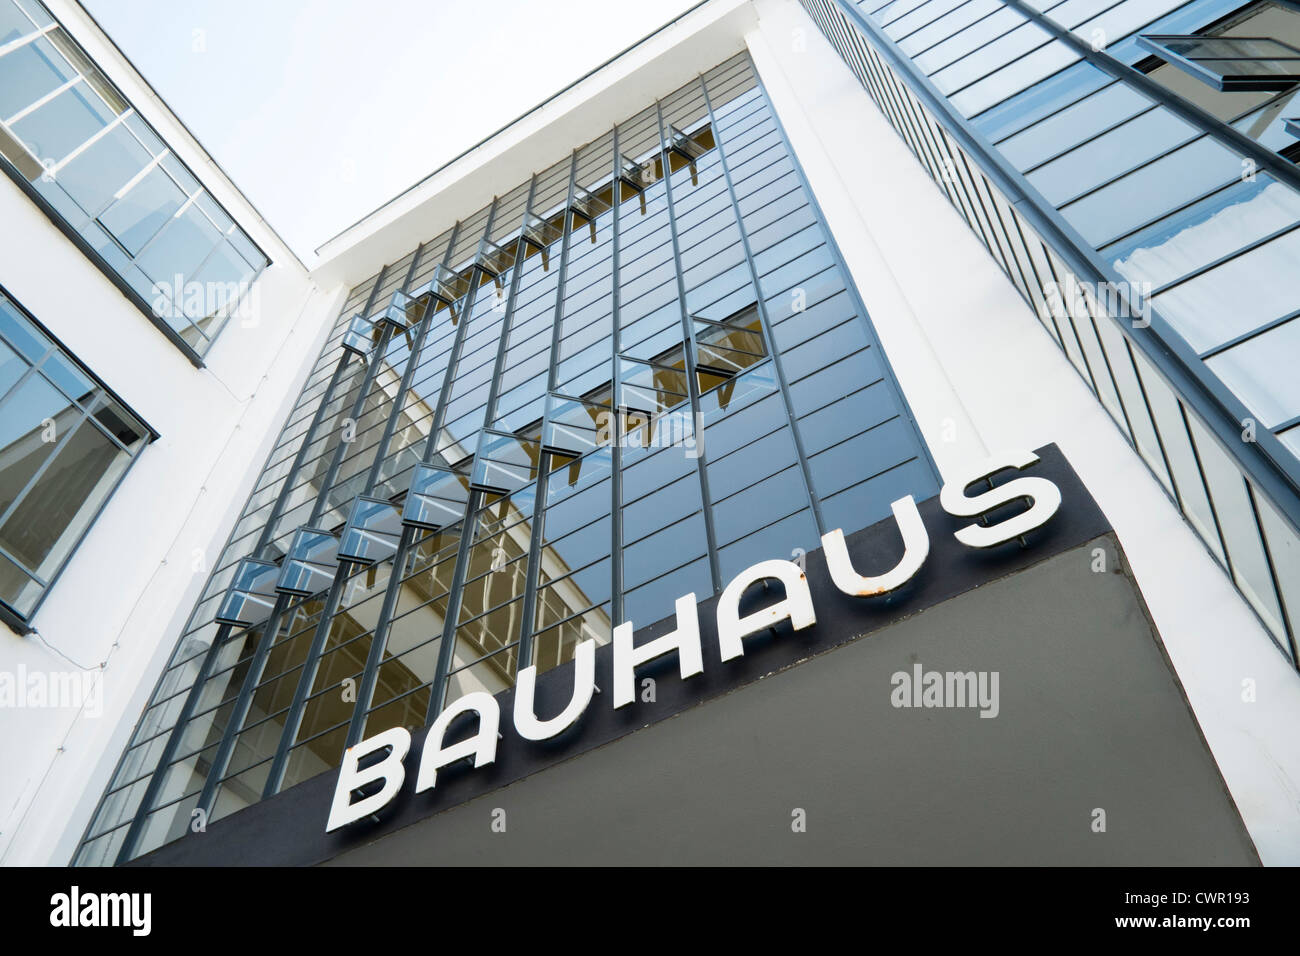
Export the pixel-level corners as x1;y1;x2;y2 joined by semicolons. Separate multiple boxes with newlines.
275;527;340;596
474;237;514;288
470;430;543;496
664;123;710;186
568;184;610;243
215;558;280;627
1134;2;1300;159
408;262;471;323
338;495;403;564
1137;34;1300;91
692;303;767;390
521;211;563;269
401;463;471;531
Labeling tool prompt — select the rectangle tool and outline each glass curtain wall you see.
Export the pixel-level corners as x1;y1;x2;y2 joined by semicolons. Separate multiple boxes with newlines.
75;52;938;865
801;0;1300;666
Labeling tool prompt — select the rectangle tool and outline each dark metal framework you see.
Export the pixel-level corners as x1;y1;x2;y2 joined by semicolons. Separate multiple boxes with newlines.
75;52;940;865
802;0;1300;666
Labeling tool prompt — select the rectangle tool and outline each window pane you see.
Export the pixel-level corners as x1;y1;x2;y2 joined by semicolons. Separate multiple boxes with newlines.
98;164;186;254
0;413;130;580
1108;177;1300;290
1206;317;1300;428
0;35;78;121
0;288;148;620
11;78;117;164
1152;226;1300;353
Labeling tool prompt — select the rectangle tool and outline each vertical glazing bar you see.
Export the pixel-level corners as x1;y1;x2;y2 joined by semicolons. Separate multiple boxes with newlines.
608;126;625;630
699;73;825;535
654;99;723;595
424;198;507;721
257;268;389;557
361;244;428;491
516;153;580;672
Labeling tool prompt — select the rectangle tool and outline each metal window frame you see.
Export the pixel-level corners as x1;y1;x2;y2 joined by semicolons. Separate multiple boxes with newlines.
0;283;156;633
1137;32;1300;90
0;0;272;364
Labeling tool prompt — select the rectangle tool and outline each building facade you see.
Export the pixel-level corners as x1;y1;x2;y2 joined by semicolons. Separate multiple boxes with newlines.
0;0;1297;867
800;0;1300;672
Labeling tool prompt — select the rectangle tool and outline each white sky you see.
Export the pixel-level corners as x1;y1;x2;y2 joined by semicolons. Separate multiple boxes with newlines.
84;0;700;262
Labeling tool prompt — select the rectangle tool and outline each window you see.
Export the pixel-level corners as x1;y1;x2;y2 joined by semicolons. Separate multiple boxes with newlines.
0;0;269;361
1138;33;1300;90
1133;2;1300;156
0;285;152;630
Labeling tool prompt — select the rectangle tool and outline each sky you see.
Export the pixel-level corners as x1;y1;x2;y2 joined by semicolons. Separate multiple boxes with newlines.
84;0;700;263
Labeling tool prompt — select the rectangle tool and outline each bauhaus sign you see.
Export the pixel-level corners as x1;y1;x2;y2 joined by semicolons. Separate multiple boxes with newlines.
326;447;1065;832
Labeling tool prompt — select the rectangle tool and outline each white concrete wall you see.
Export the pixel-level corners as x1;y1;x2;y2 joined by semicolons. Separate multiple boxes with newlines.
0;3;346;865
748;0;1300;864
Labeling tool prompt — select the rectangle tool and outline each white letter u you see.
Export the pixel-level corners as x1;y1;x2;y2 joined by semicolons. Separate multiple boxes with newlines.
821;495;929;596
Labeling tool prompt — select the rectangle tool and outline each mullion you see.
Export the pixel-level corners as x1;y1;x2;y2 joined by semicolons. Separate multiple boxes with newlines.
656;98;724;595
420;194;518;719
516;154;584;670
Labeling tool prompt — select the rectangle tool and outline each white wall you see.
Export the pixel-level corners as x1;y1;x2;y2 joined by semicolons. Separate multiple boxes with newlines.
748;0;1300;864
0;3;347;865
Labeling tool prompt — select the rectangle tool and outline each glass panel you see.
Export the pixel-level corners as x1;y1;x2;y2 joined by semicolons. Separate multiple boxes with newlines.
55;120;151;213
276;528;340;596
1107;176;1300;290
1129;348;1226;565
135;201;222;284
339;496;403;564
215;558;279;627
0;391;140;607
1026;108;1195;206
1185;415;1287;638
973;60;1108;140
1253;489;1299;660
1152;226;1300;353
0;35;79;123
11;76;118;164
1206;317;1300;428
1000;82;1151;170
98;164;187;255
1060;136;1242;247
